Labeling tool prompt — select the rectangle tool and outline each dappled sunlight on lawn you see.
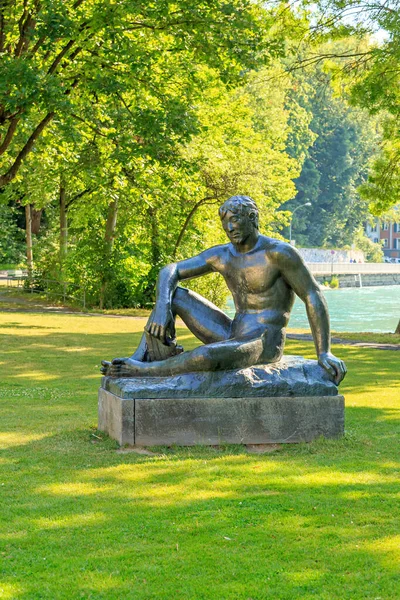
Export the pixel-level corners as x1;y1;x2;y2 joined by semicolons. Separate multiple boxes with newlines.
14;371;58;382
377;409;400;421
37;482;115;497
0;583;24;599
284;470;398;486
34;512;107;530
30;449;400;511
285;568;325;584
362;535;400;570
0;432;50;449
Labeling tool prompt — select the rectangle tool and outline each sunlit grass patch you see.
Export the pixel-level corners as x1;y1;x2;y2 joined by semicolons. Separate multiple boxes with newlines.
0;432;49;450
362;535;400;570
0;582;25;599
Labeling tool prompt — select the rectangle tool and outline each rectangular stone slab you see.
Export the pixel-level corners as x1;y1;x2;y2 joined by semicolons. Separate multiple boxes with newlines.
98;387;344;446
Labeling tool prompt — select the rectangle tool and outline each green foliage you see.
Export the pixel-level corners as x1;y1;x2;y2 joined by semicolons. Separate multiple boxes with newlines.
0;202;25;264
329;275;340;289
353;226;384;263
308;2;400;217
287;59;379;248
1;0;313;307
184;272;229;309
358;119;400;215
0;0;281;188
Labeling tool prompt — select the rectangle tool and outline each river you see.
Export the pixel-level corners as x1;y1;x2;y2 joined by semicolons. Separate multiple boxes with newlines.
226;285;400;333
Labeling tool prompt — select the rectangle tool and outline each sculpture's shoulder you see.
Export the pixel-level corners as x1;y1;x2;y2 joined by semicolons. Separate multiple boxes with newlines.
263;237;305;268
201;243;231;266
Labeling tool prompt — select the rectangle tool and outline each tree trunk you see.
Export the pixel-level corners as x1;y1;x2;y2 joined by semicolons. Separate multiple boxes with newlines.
148;206;161;266
395;319;400;335
25;203;33;279
99;199;118;309
31;207;43;235
59;183;68;271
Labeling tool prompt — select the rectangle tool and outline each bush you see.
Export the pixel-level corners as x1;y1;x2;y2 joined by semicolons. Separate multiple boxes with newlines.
183;272;229;309
354;226;384;262
329;276;339;289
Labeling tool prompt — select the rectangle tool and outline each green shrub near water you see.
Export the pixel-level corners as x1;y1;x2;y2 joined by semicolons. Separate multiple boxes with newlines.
329;276;340;289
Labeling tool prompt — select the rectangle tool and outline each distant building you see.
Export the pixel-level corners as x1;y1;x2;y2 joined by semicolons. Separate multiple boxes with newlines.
365;219;400;262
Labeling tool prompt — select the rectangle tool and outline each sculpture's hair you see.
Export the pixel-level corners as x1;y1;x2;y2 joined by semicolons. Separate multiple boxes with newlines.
219;195;259;229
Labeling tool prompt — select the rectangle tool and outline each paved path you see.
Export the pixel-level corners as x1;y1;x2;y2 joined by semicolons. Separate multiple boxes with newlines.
286;333;400;351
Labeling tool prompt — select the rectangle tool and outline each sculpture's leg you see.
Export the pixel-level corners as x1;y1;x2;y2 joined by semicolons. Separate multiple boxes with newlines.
107;334;266;377
130;286;232;361
171;287;232;343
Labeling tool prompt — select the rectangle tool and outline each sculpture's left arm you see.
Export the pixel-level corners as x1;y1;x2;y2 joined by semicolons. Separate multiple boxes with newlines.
276;245;347;384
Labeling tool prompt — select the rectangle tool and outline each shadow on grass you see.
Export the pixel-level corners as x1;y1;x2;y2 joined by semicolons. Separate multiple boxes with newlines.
0;321;61;329
0;405;399;599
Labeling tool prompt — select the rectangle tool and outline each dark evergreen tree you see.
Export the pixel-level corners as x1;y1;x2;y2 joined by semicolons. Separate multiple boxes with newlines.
286;72;378;248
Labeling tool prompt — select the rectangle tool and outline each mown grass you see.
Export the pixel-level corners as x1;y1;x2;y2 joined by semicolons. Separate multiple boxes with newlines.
0;312;399;599
332;331;400;345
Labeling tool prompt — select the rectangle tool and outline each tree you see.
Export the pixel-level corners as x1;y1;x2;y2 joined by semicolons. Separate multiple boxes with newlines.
297;1;400;216
284;59;379;248
0;0;280;190
1;0;297;305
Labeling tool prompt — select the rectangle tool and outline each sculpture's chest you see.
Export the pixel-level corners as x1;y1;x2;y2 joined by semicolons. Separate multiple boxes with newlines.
219;253;279;293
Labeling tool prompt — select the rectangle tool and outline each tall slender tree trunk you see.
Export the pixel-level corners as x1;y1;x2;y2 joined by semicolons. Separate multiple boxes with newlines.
148;206;161;266
99;199;118;309
396;319;400;335
31;207;43;235
59;183;68;273
25;203;33;280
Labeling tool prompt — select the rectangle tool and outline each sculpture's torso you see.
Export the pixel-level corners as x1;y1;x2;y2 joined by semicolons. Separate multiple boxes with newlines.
207;235;296;350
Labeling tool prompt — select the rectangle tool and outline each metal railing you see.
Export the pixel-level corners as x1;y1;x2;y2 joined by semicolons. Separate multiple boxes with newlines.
1;276;86;307
308;263;400;275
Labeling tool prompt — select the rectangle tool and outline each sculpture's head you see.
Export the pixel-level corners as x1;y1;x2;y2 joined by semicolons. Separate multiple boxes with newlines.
219;195;259;245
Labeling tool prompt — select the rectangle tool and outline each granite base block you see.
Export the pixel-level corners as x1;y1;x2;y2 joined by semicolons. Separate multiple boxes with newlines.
98;390;345;446
98;358;345;446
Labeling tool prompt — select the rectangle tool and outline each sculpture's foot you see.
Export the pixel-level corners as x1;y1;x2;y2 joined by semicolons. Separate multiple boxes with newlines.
101;357;148;378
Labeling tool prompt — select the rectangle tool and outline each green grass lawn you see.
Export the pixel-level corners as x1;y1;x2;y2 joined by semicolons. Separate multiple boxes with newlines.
0;312;399;599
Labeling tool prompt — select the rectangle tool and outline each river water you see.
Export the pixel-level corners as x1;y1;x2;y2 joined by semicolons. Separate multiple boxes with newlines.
226;285;400;333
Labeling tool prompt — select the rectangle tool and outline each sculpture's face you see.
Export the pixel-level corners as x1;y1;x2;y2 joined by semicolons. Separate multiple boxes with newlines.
221;209;256;245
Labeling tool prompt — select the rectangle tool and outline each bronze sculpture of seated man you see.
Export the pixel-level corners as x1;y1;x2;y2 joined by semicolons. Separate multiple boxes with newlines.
101;195;346;384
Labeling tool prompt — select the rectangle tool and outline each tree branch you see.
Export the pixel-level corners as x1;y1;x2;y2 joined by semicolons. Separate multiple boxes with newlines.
29;35;46;56
47;39;76;75
14;10;36;57
0;117;20;156
173;197;218;257
0;0;6;53
70;113;110;138
0;111;55;187
65;187;93;208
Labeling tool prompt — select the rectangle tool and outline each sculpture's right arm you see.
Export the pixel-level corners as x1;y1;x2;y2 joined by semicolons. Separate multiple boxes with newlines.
146;249;218;342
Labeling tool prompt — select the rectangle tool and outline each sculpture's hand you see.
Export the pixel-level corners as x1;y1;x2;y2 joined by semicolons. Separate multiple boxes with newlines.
145;303;175;345
318;352;347;385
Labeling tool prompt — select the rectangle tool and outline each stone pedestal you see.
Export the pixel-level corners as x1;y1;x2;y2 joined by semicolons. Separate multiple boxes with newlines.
98;356;345;446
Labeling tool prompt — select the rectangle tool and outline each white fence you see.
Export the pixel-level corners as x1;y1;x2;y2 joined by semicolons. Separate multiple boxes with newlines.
308;263;400;275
